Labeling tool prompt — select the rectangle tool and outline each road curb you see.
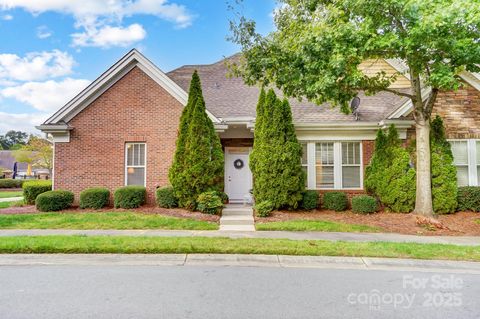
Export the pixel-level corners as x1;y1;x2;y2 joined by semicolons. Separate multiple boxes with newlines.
1;254;480;273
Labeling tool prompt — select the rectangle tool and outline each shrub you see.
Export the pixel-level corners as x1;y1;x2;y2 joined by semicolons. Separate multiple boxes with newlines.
301;190;319;210
156;187;178;208
254;200;274;217
457;187;480;212
322;192;348;211
215;191;229;204
35;190;74;212
23;180;52;204
80;187;110;209
352;195;378;214
196;191;223;215
0;179;24;188
114;186;146;209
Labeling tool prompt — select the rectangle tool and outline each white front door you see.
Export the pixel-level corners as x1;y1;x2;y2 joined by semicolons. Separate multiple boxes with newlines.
224;147;252;203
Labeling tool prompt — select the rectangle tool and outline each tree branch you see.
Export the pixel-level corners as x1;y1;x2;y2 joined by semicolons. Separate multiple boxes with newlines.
424;88;439;116
382;87;415;99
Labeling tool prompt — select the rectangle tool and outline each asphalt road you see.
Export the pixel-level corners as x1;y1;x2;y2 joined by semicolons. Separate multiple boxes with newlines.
1;264;479;319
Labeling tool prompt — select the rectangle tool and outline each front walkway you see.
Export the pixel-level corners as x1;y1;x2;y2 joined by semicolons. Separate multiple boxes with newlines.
0;197;23;203
1;229;479;246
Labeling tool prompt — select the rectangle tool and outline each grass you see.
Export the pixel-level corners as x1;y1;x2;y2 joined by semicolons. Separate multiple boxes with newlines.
0;191;23;199
0;236;479;261
256;219;381;233
0;212;218;230
0;201;22;209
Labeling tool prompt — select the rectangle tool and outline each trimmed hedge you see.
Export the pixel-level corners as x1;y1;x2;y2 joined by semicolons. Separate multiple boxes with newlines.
80;187;110;209
197;191;223;215
35;190;74;212
301;190;319;210
322;192;348;211
352;195;378;214
457;187;480;212
254;200;274;217
0;179;24;189
156;187;178;208
23;180;52;204
114;186;146;209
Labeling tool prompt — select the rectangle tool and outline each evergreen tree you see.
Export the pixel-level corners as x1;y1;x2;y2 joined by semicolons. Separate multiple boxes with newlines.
249;87;266;175
430;115;457;213
169;71;224;209
251;89;305;209
365;125;416;212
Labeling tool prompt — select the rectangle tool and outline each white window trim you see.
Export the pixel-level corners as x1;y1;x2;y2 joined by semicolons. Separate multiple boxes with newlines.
124;143;147;187
449;139;479;186
304;141;363;190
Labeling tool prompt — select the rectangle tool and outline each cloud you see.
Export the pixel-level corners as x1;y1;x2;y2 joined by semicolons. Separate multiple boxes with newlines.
36;25;52;39
1;78;90;112
0;50;74;82
0;0;194;47
72;23;146;48
1;14;11;20
0;112;47;134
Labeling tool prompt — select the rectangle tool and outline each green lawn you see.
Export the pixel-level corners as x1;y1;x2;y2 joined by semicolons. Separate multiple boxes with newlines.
256;219;381;232
0;191;23;199
0;201;18;209
0;212;218;230
0;235;479;261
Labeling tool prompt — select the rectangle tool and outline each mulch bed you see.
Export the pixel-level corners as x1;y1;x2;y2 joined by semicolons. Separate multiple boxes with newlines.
0;205;220;223
256;210;480;236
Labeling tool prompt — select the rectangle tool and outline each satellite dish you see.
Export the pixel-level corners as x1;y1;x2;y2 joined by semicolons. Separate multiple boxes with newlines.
350;97;361;121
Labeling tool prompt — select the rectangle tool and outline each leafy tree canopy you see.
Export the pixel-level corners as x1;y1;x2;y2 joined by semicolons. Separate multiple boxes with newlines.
0;130;29;150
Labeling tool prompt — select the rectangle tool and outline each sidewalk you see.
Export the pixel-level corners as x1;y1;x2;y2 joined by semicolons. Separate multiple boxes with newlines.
0;197;22;203
0;229;479;246
1;253;480;273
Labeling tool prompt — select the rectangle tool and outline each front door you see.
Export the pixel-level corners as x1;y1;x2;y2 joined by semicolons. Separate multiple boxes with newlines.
224;147;252;203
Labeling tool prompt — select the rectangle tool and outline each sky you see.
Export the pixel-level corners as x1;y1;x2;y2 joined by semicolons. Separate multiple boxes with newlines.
0;0;277;135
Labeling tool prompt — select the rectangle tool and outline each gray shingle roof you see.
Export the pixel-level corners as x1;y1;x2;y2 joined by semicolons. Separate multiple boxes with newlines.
167;56;409;123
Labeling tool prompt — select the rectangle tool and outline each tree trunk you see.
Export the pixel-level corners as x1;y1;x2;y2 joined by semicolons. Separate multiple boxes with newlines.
414;113;434;217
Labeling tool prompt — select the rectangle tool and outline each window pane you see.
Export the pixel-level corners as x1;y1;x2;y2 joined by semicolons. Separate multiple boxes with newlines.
138;144;146;166
456;166;469;187
127;144;134;166
316;143;333;165
450;141;468;165
477;141;480;165
342;142;360;165
316;165;334;189
301;144;308;165
302;166;308;187
342;166;361;188
127;167;145;186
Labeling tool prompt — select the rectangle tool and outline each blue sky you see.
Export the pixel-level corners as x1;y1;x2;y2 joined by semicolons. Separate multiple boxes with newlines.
0;0;276;134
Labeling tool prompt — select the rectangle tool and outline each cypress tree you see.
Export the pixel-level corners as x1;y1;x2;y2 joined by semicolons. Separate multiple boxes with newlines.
365;125;416;212
430;115;457;213
249;87;266;175
170;71;224;209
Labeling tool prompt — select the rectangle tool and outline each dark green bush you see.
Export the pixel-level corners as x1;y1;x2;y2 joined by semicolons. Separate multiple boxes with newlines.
215;191;229;204
23;180;52;204
156;187;178;208
35;190;74;212
254;200;274;217
351;195;378;214
322;192;348;211
301;190;319;210
114;186;146;209
80;187;110;209
457;187;480;212
0;179;24;188
196;191;223;215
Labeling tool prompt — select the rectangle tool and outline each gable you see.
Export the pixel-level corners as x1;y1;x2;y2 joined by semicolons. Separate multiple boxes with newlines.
359;59;411;89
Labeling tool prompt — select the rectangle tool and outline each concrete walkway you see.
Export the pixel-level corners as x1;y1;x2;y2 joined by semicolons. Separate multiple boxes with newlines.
219;204;255;231
0;197;22;203
1;229;479;246
1;253;480;273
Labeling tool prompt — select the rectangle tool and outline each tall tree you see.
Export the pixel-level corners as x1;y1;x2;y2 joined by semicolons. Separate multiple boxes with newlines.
14;136;53;170
230;0;480;217
430;116;457;213
0;130;28;149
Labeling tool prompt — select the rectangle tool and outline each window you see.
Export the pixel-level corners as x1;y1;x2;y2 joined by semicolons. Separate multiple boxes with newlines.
301;143;308;187
450;140;469;187
342;142;361;188
125;143;146;186
303;141;362;190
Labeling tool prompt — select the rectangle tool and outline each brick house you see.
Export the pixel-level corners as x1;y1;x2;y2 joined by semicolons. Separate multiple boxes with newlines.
37;49;480;204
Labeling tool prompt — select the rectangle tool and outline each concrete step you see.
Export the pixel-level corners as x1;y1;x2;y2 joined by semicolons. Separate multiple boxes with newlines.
220;215;253;221
221;209;254;216
219;224;256;231
220;217;254;226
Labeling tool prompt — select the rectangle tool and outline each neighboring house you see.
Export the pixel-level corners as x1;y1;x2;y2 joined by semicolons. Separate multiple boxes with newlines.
0;150;50;179
37;49;480;204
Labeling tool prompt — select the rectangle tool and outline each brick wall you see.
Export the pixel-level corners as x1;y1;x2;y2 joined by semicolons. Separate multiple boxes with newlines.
54;66;183;204
432;83;480;139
